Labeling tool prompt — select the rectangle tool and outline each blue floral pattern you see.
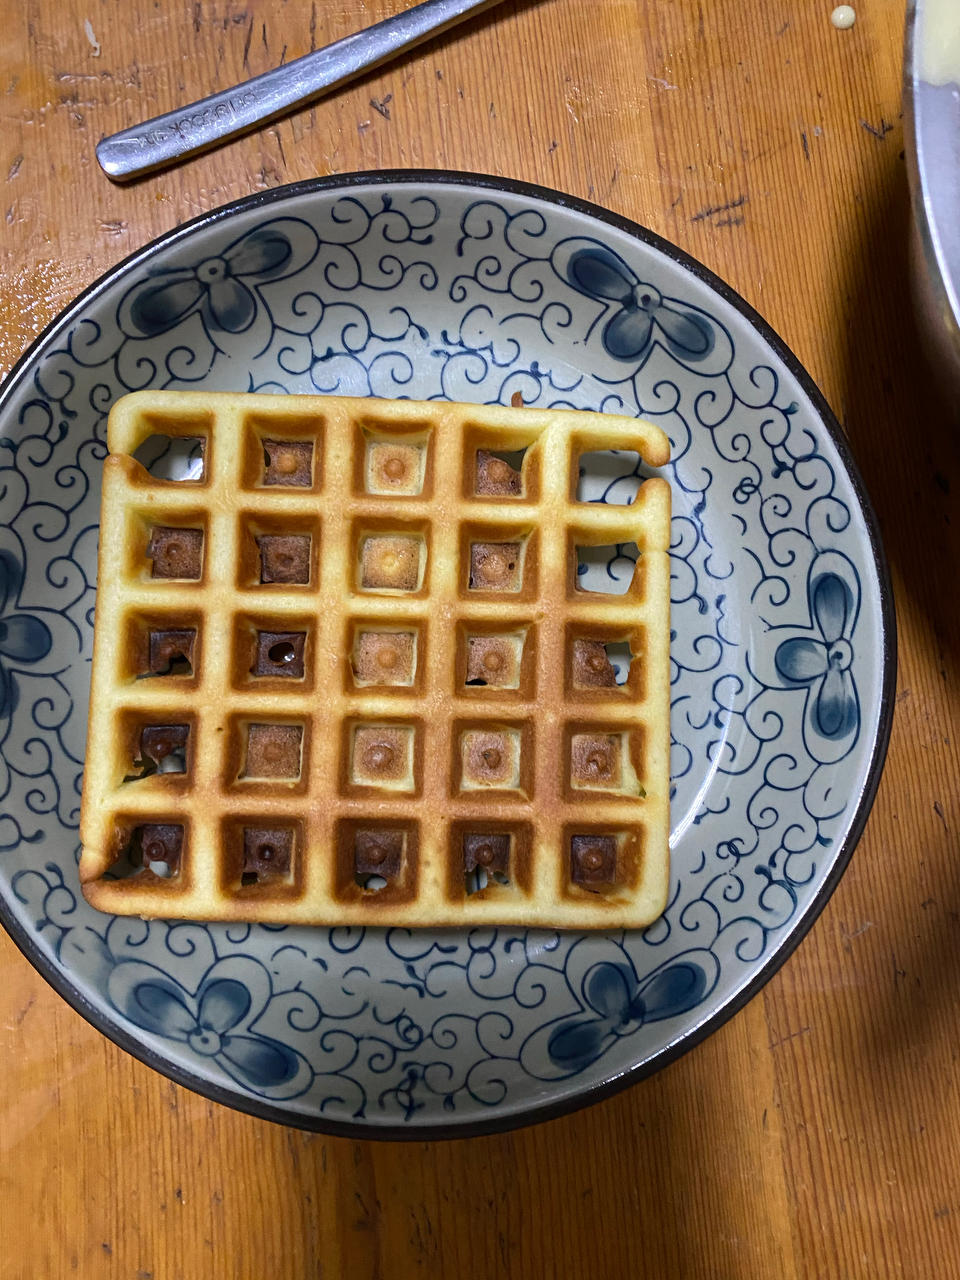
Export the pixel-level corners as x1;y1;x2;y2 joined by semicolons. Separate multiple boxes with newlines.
0;546;52;724
0;178;890;1133
545;955;712;1075
564;243;715;364
774;552;860;763
118;219;321;358
108;960;313;1095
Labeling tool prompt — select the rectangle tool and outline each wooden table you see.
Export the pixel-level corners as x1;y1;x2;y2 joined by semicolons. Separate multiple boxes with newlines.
2;1;958;1275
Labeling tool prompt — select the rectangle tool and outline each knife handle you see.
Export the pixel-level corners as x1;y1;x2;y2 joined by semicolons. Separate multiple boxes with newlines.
96;0;503;182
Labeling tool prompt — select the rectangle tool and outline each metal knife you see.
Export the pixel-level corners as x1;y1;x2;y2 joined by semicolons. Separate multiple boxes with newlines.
96;0;505;182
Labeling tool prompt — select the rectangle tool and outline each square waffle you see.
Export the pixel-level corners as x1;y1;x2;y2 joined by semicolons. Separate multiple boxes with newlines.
79;391;671;928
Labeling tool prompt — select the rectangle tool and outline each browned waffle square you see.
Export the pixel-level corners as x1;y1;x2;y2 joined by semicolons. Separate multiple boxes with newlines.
79;391;671;928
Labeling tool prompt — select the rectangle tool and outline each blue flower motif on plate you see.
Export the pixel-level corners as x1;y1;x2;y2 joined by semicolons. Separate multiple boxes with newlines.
564;242;715;364
117;217;321;359
774;550;861;765
546;957;711;1075
0;546;52;724
108;957;313;1096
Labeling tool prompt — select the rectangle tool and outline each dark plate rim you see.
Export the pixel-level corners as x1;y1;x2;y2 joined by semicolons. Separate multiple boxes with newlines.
0;168;897;1141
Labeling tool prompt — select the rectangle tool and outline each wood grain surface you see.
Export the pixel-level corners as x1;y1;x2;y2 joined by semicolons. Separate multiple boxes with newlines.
2;1;959;1276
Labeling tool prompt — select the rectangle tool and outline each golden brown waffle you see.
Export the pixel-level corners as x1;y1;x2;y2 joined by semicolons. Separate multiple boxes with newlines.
79;390;671;928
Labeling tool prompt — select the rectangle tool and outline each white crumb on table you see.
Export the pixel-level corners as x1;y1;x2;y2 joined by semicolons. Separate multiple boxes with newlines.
84;18;101;56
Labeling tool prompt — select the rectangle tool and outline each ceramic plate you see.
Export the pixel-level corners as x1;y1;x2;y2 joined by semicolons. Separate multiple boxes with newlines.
0;172;894;1137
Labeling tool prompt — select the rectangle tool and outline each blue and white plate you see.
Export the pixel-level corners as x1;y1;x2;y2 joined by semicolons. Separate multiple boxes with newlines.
0;173;894;1136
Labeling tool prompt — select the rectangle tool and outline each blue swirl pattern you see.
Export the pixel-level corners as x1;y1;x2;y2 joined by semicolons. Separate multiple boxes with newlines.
0;182;884;1130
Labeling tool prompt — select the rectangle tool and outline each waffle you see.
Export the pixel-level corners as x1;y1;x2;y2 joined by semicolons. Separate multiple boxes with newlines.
78;390;671;928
